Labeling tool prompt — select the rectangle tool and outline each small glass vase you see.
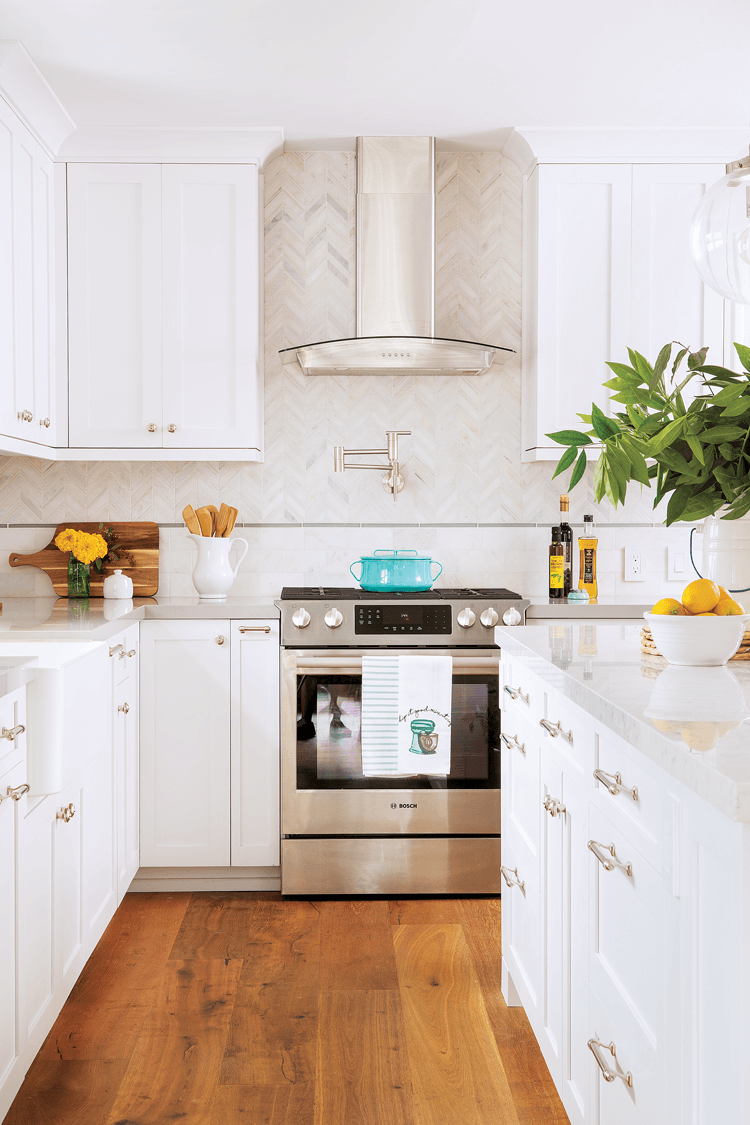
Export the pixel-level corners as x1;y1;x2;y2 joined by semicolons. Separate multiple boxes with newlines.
67;555;91;598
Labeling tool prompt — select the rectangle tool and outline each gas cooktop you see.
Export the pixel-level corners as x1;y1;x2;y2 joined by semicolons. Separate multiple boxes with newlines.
279;587;522;601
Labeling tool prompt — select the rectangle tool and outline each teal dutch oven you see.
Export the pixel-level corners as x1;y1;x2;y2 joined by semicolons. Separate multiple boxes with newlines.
350;549;443;592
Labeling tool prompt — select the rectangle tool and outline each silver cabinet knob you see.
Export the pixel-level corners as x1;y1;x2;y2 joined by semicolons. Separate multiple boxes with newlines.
480;607;499;628
292;608;311;629
457;607;476;628
147;423;157;433
118;702;130;714
4;783;29;802
215;635;226;645
39;417;51;428
57;803;75;822
324;608;344;629
502;606;522;626
17;409;33;422
168;424;177;433
2;724;25;741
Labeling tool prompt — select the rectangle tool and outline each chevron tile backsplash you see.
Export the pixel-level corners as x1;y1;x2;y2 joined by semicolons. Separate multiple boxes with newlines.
0;150;684;598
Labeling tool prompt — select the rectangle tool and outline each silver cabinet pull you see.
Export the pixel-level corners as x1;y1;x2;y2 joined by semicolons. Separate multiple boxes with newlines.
147;423;157;433
39;417;51;428
543;794;566;818
215;635;226;645
238;625;271;633
500;731;526;755
594;768;638;802
119;648;136;660
504;684;529;705
588;839;632;877
118;702;130;714
588;1038;633;1087
2;724;25;741
109;644;124;657
17;409;33;422
57;803;76;823
539;718;573;743
1;783;30;803
500;865;526;892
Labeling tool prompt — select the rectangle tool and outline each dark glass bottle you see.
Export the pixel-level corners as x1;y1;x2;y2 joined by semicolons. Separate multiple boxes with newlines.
559;494;573;595
549;527;564;599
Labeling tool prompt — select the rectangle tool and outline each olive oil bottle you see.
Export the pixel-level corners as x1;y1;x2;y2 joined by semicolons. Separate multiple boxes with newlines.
559;494;573;595
578;514;598;600
549;527;564;599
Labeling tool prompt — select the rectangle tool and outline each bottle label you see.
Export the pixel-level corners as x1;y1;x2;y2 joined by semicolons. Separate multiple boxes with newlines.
550;557;564;589
583;548;595;584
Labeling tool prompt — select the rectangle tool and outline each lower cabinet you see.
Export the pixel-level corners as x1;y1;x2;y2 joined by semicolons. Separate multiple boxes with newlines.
499;654;746;1125
139;618;280;868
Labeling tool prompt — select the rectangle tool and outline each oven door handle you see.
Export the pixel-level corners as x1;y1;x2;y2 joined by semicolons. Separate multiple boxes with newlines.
291;654;501;675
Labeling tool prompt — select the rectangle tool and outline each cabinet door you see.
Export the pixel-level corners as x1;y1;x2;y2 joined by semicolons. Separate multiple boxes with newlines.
540;753;564;1087
67;163;162;448
0;764;22;1109
630;165;725;377
523;164;632;461
140;621;230;866
230;619;280;866
114;629;139;900
16;791;56;1056
561;772;592;1125
161;164;261;451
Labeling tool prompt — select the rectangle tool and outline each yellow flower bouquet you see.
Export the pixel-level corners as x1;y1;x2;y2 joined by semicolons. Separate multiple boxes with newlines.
55;529;108;598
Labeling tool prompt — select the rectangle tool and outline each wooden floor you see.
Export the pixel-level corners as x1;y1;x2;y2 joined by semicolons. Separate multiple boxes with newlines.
5;892;569;1125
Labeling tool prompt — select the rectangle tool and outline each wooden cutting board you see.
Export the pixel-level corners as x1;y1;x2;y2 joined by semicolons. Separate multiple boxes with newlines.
9;522;159;597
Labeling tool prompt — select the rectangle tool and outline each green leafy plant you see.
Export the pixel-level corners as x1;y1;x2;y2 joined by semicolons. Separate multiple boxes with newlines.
547;341;750;525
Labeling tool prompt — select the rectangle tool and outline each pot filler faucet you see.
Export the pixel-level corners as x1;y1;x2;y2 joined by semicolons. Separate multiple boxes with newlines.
333;430;411;503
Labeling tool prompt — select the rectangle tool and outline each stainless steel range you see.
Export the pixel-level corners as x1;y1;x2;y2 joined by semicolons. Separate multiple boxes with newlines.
276;586;529;895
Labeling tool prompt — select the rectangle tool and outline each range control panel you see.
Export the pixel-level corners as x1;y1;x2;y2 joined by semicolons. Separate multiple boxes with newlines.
355;603;452;635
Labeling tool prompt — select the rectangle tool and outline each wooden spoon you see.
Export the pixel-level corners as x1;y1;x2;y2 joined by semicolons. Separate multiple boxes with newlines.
194;506;214;537
215;503;232;538
182;505;201;535
204;504;219;535
223;507;239;537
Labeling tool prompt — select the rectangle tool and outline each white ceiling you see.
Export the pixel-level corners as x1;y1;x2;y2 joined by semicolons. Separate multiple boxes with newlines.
0;0;748;147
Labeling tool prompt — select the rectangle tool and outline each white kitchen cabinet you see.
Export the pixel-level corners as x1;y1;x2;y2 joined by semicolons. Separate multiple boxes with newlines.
0;95;57;452
67;162;262;456
139;620;231;866
230;619;280;866
522;162;727;461
0;762;23;1102
113;625;140;901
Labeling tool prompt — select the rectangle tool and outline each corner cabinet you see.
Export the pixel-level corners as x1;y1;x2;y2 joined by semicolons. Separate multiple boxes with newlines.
522;162;738;461
66;162;262;458
139;619;279;869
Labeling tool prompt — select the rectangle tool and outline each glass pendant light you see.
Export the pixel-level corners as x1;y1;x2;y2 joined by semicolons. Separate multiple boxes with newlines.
690;147;750;304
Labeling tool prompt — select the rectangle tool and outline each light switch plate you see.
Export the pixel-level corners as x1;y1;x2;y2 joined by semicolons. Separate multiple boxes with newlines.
667;546;689;581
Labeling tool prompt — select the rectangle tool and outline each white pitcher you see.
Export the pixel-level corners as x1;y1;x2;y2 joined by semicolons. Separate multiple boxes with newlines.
187;533;249;599
690;514;750;594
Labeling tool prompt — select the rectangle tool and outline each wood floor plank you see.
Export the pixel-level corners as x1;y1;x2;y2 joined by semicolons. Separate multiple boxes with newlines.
393;924;520;1125
388;899;460;926
169;890;284;960
104;957;241;1124
38;891;191;1062
315;990;416;1125
210;1084;291;1124
3;1060;128;1125
219;987;318;1086
319;900;399;990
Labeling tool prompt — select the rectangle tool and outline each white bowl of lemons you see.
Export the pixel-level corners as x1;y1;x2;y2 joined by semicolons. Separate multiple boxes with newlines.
645;580;750;667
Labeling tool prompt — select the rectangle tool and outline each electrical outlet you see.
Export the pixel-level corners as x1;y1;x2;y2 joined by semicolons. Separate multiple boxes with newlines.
624;549;644;582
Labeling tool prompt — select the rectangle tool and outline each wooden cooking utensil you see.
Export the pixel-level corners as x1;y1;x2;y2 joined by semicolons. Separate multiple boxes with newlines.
194;506;214;537
182;505;201;535
215;503;231;538
223;507;238;537
204;504;219;535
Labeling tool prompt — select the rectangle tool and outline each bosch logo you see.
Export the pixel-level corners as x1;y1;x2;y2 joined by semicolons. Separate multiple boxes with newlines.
399;803;417;809
390;803;397;808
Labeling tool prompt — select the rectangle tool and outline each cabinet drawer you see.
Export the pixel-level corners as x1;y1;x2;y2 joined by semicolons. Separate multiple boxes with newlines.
588;985;663;1125
0;688;27;780
592;729;664;870
501;830;541;1022
501;658;541;723
538;686;591;780
501;717;540;860
110;626;139;686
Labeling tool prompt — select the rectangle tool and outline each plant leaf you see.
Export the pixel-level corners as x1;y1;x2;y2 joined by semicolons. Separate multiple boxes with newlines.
685;433;705;465
666;487;690;524
687;346;709;370
546;429;593;446
590;403;619;440
552;445;578;478
734;342;750;373
702;426;746;443
593;454;606;503
569;449;587;489
649;342;672;391
671;347;689;375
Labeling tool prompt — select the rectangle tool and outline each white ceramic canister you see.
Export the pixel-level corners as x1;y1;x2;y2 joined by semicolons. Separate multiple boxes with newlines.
690;513;750;594
102;569;134;599
188;533;249;599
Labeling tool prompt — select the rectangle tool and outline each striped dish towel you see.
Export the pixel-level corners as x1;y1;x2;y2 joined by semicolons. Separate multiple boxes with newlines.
361;655;400;776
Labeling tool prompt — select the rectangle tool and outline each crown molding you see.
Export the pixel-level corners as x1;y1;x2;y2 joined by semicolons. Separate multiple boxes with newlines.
506;126;750;173
0;41;75;155
58;126;284;166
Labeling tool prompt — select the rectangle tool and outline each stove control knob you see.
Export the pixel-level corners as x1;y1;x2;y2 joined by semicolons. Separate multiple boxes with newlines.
480;607;499;628
457;607;476;628
292;608;311;629
324;608;344;629
502;606;522;627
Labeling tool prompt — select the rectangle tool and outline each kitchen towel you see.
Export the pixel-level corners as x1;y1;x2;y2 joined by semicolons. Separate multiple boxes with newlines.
361;655;400;776
397;655;452;775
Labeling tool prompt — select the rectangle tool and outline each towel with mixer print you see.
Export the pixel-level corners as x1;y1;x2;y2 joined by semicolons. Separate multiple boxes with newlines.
397;655;452;775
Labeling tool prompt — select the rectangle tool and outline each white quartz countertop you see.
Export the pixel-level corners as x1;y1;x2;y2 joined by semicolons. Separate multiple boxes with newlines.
496;622;750;823
0;655;38;698
525;601;651;619
0;596;280;642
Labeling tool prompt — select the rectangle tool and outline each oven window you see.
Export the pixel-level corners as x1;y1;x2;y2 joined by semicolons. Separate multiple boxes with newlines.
295;673;500;790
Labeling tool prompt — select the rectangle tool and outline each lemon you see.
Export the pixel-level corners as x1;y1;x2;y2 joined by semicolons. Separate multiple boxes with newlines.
652;718;680;732
651;597;689;616
717;721;742;736
714;594;746;615
694;612;718;616
682;578;721;615
680;722;720;751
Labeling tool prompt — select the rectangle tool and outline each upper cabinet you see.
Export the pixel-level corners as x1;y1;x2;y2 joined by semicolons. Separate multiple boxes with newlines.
0;97;57;451
67;162;262;456
522;162;735;461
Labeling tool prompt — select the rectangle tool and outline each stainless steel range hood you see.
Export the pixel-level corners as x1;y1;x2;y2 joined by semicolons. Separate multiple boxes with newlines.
279;136;514;376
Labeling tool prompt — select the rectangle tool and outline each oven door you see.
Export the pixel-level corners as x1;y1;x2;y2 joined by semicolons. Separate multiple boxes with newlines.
281;647;501;837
